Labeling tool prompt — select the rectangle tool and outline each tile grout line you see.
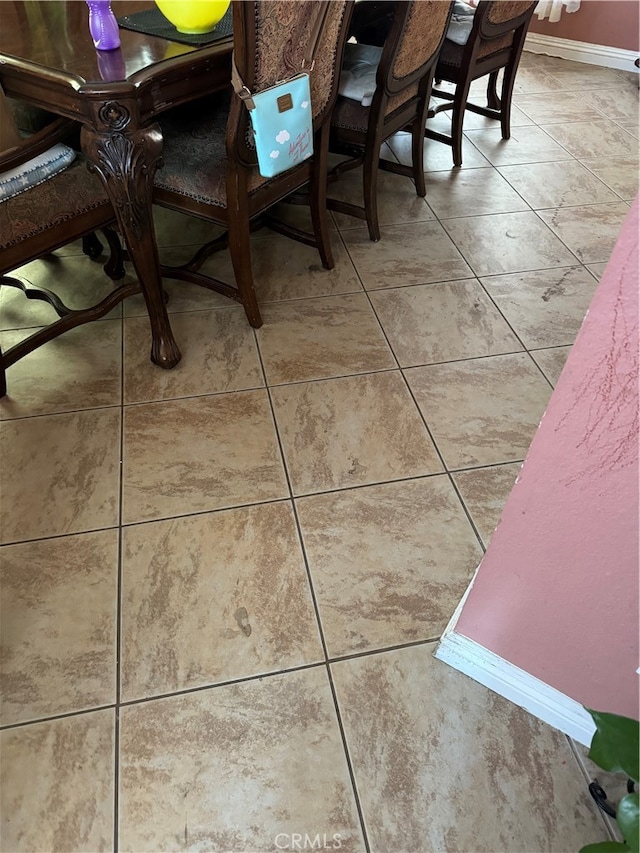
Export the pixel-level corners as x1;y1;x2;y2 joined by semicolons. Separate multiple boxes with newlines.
257;257;377;847
251;323;333;661
324;662;371;853
256;245;380;853
0;637;448;733
251;320;375;848
113;310;126;853
398;365;488;554
1;460;532;549
356;271;489;548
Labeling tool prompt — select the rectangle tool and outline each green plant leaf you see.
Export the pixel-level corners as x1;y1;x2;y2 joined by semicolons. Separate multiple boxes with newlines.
579;842;631;853
617;793;639;853
587;710;640;782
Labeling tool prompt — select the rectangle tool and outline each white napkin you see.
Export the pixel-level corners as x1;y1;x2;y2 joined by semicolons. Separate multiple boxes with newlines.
338;43;383;107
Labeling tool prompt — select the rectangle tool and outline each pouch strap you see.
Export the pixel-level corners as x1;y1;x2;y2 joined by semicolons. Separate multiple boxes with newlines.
232;1;331;109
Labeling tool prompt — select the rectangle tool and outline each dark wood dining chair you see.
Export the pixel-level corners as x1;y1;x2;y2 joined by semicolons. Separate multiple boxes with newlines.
327;0;454;242
5;93;113;264
152;0;355;329
426;0;537;167
0;83;130;398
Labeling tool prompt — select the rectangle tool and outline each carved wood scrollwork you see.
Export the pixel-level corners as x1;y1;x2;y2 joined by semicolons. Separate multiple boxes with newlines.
98;100;130;131
95;133;149;240
83;120;163;242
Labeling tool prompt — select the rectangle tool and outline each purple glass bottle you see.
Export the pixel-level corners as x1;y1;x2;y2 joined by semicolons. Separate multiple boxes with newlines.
86;0;121;51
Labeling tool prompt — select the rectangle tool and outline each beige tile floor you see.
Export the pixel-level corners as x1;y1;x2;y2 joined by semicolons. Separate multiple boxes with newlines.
1;53;638;852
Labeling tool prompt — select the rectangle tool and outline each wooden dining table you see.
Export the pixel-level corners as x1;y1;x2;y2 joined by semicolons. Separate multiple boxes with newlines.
0;1;234;369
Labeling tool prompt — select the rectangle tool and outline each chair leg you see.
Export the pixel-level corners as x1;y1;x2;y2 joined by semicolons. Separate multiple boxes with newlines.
499;63;518;141
451;80;471;168
227;215;262;329
412;86;432;198
82;232;103;259
101;227;125;280
411;119;426;197
309;123;334;269
0;343;6;399
363;136;382;243
487;71;501;111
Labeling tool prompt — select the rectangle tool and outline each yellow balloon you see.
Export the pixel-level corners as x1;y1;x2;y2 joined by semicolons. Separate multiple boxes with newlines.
154;0;230;34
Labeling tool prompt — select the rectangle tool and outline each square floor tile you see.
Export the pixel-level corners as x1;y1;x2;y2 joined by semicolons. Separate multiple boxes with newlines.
152;204;223;248
0;408;120;545
128;240;252;317
586;262;608;280
296;477;482;656
369;280;521;366
423;168;529;219
121;502;323;701
579;156;639;201
541;121;638;159
463;125;573;167
547;63;629;90
271;372;443;495
427;101;533;134
124;260;230;318
0;255;126;331
610;68;640;89
452;462;522;547
119;669;365;852
530;346;572;387
617;121;639;140
388;129;491;172
342;221;472;289
518;51;561;70
124;308;263;404
442;211;577;277
511;65;567;95
480;266;597;348
269;198;339;234
1;530;118;726
1;710;115;853
204;231;363;303
516;92;604;124
256;294;395;385
405;353;552;468
498;160;621;209
537;203;631;264
122;391;288;524
580;87;639;123
331;645;607;853
328;167;434;232
0;320;122;420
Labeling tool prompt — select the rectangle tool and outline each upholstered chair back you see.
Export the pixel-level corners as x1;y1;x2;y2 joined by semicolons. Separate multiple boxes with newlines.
230;0;353;166
376;0;454;117
471;0;537;60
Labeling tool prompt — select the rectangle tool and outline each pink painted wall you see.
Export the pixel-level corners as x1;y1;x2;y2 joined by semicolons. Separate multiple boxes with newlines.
456;197;639;720
529;0;639;52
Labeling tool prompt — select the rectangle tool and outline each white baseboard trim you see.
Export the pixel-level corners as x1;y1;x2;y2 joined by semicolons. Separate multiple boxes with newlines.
525;32;640;73
434;630;596;746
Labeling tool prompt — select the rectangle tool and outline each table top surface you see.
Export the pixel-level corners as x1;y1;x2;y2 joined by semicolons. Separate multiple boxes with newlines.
0;1;232;86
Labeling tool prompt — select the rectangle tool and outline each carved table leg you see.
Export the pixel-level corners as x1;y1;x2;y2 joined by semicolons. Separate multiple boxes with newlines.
80;101;181;369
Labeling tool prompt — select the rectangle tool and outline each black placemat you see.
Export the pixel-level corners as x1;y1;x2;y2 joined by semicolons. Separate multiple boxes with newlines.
117;5;233;46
